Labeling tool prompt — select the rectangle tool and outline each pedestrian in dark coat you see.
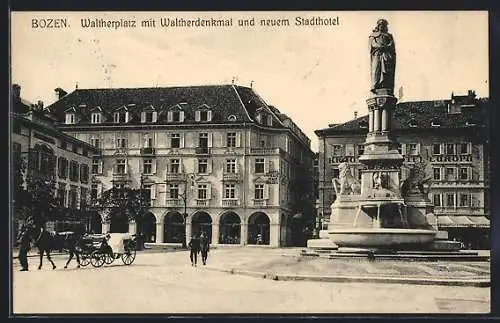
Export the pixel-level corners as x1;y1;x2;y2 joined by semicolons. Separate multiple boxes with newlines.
188;234;200;266
199;232;210;265
17;223;32;271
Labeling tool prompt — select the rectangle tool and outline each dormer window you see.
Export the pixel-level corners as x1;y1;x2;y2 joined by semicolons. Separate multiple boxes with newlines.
408;118;418;128
114;110;128;123
91;112;102;124
266;115;273;126
195;104;213;122
431;119;441;127
141;105;158;123
65;113;76;124
167;104;185;123
359;120;368;129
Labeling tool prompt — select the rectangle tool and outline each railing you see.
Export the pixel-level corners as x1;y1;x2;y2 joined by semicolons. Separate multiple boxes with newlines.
140;147;156;155
249;147;280;155
222;199;239;208
196;199;210;207
253;199;267;207
166;199;183;207
222;172;241;181
195;147;211;155
165;173;185;181
112;172;130;181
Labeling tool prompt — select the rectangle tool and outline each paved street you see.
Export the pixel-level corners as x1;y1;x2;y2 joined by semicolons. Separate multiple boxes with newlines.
12;248;489;314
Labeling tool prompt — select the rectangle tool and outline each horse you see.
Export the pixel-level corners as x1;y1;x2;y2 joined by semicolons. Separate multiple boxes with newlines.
28;227;84;270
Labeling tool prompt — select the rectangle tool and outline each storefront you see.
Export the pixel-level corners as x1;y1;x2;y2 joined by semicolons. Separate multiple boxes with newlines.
437;215;490;249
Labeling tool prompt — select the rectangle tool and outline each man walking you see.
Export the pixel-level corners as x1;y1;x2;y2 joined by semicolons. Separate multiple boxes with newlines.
200;232;210;266
188;234;200;266
17;221;32;271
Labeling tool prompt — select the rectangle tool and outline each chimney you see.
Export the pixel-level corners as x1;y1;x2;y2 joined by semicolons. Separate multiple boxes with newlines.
54;87;68;100
354;111;358;119
12;84;21;100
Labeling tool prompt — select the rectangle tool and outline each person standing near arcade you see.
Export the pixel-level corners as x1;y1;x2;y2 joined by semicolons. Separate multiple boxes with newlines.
188;234;201;266
199;232;210;266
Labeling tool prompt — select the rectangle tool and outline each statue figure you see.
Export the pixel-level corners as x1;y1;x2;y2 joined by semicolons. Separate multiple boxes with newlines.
400;162;432;197
332;162;361;196
369;19;396;94
370;172;397;198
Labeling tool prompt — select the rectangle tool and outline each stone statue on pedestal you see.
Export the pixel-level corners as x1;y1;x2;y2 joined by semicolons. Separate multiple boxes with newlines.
332;162;361;196
369;19;396;94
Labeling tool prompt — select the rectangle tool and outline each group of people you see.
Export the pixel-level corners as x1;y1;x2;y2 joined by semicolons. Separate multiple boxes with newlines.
188;232;210;266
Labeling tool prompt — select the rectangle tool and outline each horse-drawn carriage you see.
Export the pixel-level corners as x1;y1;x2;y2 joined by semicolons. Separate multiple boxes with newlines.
78;233;137;268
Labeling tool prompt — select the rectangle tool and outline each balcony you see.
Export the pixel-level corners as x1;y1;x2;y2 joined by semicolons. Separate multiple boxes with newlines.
113;147;128;155
222;172;241;182
196;199;210;207
253;199;268;207
250;147;280;155
112;172;130;181
222;199;239;208
140;147;156;156
165;173;185;182
166;198;183;207
195;147;211;155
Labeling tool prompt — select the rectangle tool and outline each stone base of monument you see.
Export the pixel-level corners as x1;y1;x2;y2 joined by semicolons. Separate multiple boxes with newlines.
306;230;338;252
323;248;488;261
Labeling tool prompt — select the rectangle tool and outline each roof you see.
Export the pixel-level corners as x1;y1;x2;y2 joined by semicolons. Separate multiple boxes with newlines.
316;97;489;137
47;85;278;126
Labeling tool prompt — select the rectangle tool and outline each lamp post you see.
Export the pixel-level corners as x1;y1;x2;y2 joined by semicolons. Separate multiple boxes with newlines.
175;173;194;249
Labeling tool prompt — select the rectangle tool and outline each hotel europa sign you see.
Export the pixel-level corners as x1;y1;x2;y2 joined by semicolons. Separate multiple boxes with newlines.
329;154;473;164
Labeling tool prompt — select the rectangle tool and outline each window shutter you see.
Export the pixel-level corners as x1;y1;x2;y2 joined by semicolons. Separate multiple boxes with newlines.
152;111;158;123
180;133;185;148
111;136;116;149
236;132;242;147
208;159;213;174
141;112;146;123
264;158;269;174
440;144;444;155
125;112;129;123
167;111;173;122
152;160;157;174
263;184;269;200
207;110;212;121
195;110;201;122
467;167;472;181
125;159;129;174
180;111;185;122
416;143;421;155
401;143;407;155
180;159;184;173
97;183;103;198
222;133;228;147
151;184;156;199
208;133;213;148
207;183;212;199
165;133;171;148
235;159;239;173
472;167;480;181
98;160;103;174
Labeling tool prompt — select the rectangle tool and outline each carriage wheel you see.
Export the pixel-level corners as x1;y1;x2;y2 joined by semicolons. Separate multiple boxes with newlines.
121;249;136;265
104;252;115;265
80;252;91;267
90;251;105;268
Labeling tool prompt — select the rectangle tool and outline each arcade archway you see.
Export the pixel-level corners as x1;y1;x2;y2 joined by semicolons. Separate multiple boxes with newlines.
248;212;270;245
138;212;156;242
109;212;129;233
219;212;241;244
164;212;184;243
192;211;213;243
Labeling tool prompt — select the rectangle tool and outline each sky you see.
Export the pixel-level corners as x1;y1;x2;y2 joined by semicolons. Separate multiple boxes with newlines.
11;11;489;151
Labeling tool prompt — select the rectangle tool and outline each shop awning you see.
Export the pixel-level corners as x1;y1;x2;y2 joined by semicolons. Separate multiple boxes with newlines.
437;215;490;228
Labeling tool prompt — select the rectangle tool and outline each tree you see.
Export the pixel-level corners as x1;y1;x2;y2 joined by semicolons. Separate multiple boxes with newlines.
94;187;149;225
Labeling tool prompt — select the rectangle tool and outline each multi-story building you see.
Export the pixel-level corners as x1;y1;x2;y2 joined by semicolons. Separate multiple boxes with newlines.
11;84;100;232
46;85;314;247
316;90;490;249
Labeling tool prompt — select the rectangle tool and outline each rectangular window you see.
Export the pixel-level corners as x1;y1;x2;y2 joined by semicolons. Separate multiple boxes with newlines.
114;112;126;123
169;184;179;199
432;144;442;155
143;159;153;174
255;158;265;174
198;184;207;200
171;134;180;148
445;167;455;181
433;194;441;207
227;132;237;147
198;159;208;173
65;113;75;124
80;164;89;183
91;158;99;174
433;168;441;181
199;110;208;122
57;183;66;206
446;193;455;207
142;184;152;206
332;168;340;179
408;143;418;155
459;193;469;207
226;159;236;173
69;161;79;182
224;184;236;199
332;145;343;156
80;187;88;209
145;112;153;123
116;159;126;174
459;143;469;155
357;144;365;156
199;133;208;147
459;167;469;181
255;184;264;199
69;187;78;209
58;157;68;179
144;136;154;148
90;137;100;148
91;184;98;201
172;111;180;122
446;143;455;155
72;145;78;153
91;113;101;124
116;137;128;148
170;159;180;173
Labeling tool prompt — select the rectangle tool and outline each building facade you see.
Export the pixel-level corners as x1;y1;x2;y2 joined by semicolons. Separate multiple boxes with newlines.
46;85;314;247
316;91;490;249
11;84;101;233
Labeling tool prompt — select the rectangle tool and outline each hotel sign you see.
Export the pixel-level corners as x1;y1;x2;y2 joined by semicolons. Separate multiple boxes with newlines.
329;156;357;164
428;154;473;163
